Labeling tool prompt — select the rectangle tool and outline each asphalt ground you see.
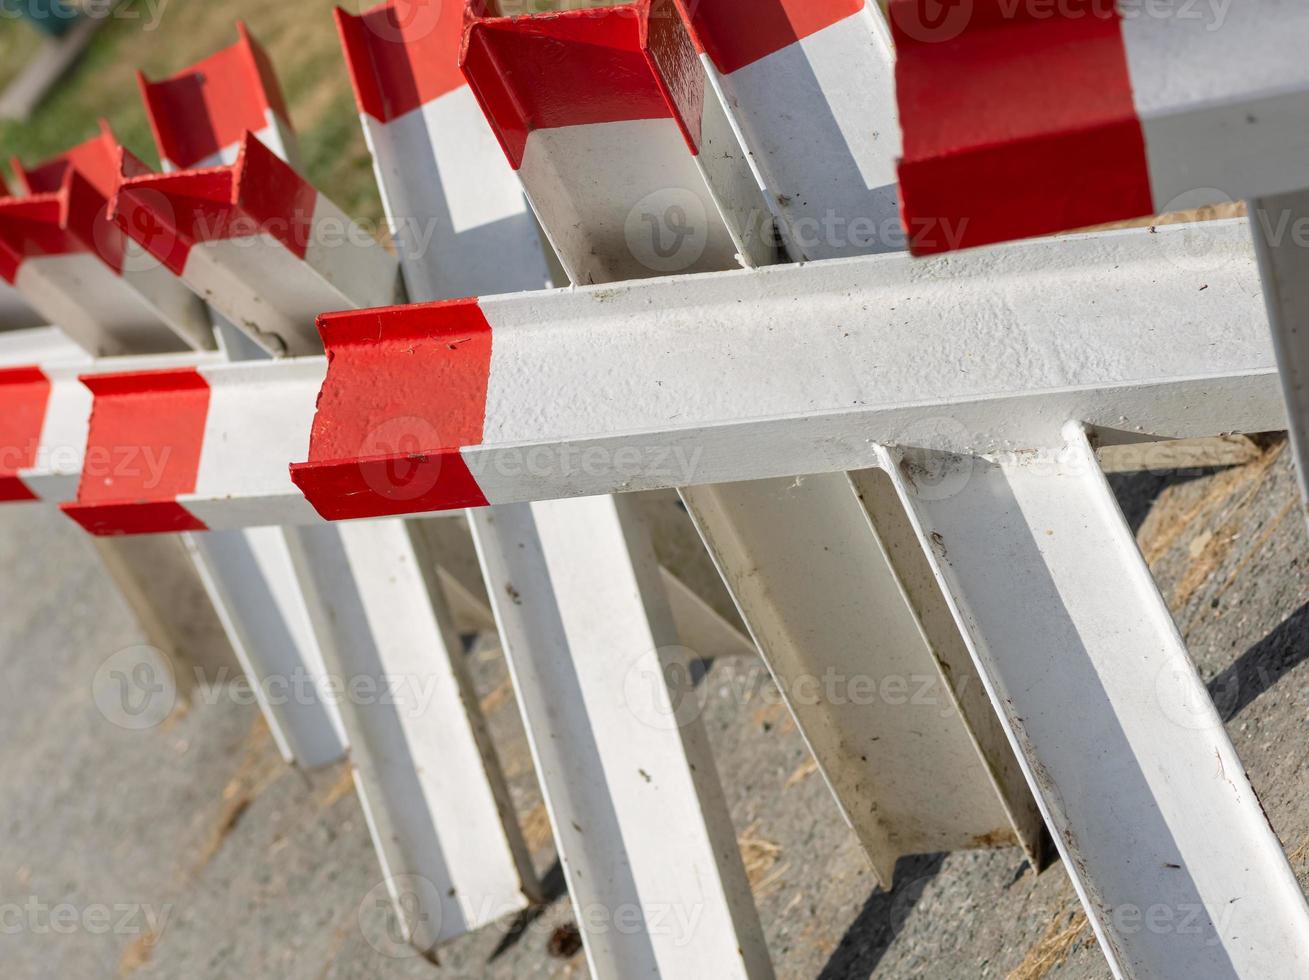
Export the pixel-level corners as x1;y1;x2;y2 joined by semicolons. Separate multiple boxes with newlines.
0;442;1305;979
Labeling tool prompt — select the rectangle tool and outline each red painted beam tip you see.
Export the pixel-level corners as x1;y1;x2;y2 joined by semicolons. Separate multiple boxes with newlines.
61;501;208;536
336;0;469;122
290;451;488;521
139;23;291;169
461;0;704;169
295;297;494;521
890;0;1152;254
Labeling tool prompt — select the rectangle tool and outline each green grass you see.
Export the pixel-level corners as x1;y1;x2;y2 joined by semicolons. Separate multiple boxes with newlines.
0;0;382;223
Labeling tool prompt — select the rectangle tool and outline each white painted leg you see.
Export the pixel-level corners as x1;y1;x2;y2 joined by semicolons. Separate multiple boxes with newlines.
682;474;1042;885
879;424;1309;978
1250;190;1309;519
282;519;539;955
182;528;347;768
469;500;773;980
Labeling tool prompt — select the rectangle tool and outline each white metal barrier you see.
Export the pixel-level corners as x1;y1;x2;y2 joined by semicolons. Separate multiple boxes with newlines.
3;0;1308;977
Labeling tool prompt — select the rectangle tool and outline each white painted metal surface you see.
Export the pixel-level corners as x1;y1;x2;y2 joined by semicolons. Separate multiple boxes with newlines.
127;25;542;938
673;0;1043;880
682;475;1042;884
0;325;88;367
891;0;1309;253
460;0;774;284
1;126;214;355
1249;190;1309;518
681;0;900;261
290;219;1279;519
0;282;42;330
111;136;401;357
877;424;1309;978
338;3;765;968
283;518;541;951
473;497;773;979
183;528;347;767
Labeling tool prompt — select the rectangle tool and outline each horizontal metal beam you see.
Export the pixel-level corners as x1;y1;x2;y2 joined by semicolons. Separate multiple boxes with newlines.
291;219;1280;519
26;219;1277;532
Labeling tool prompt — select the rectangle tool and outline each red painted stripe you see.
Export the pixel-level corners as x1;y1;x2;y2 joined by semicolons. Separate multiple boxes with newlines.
111;134;317;276
10;121;121;200
461;0;705;170
61;369;210;535
677;0;863;74
0;196;74;283
138;23;292;170
0;366;51;502
3;125;131;275
890;0;1153;254
336;0;468;123
289;297;493;519
0;181;126;279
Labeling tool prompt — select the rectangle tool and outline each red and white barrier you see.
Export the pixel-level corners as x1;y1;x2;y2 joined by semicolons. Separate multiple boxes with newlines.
1;352;224;506
678;0;901;260
335;0;552;299
111;134;401;357
659;1;1046;879
130;21;546;949
0;124;214;355
137;22;298;172
338;5;769;966
37;219;1279;533
60;356;324;534
460;0;773;284
293;220;1281;518
890;0;1309;254
890;0;1309;523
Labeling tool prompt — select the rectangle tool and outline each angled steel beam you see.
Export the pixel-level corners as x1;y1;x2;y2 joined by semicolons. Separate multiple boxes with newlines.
124;22;542;944
111;134;401;357
875;425;1309;977
461;0;774;283
673;0;1042;879
676;0;900;261
337;0;749;657
890;0;1309;254
338;1;762;968
137;21;300;173
289;220;1278;519
1249;189;1309;513
334;0;555;299
0;124;214;355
